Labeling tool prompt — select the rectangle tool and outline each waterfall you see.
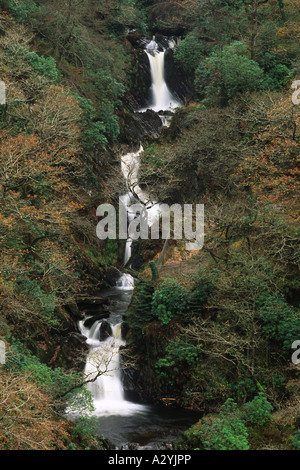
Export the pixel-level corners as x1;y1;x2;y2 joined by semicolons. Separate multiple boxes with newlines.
120;145;161;268
145;38;180;112
118;37;183;268
84;325;125;404
65;36;201;448
116;272;135;290
77;283;146;416
75;36;181;420
81;322;125;414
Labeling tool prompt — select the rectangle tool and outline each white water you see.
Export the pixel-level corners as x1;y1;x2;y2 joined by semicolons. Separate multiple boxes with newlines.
119;37;182;254
116;273;135;290
120;145;162;267
78;312;146;416
74;36;181;421
144;38;180;112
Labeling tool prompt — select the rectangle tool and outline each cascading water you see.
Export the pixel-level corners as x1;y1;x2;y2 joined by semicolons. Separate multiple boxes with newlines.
79;36;180;416
78;311;146;416
70;36;200;449
120;144;162;268
144;37;180;112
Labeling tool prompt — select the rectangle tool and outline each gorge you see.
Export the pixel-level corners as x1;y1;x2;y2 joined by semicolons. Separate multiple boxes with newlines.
1;0;299;452
73;35;200;449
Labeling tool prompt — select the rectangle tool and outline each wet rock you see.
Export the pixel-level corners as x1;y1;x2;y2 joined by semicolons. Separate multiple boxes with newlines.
121;442;139;450
65;300;83;320
83;312;110;329
99;320;113;341
129;48;152;110
121;322;129;340
164;48;191;103
53;331;89;370
76;295;109;318
119;106;163;146
77;296;107;307
104;266;123;287
135;109;163;137
126;32;146;49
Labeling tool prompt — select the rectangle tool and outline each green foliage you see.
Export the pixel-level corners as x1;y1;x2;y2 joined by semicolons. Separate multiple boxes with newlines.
74;94;122;149
260;53;295;90
100;238;119;267
2;0;300;451
242;392;273;426
155;338;200;384
195;42;264;104
195;399;249;450
97;0;147;37
189;394;273;450
151;278;188;325
28;2;129;149
4;42;59;83
228;376;258;400
98;101;120;141
89;69;125;104
174;31;207;74
5;339;96;419
66;389;95;416
124;279;155;332
74;95;107;149
187;276;213;316
149;260;158;281
257;292;300;354
291;430;300;450
15;277;59;328
24;51;59;81
70;415;98;446
6;340;76;394
6;0;38;22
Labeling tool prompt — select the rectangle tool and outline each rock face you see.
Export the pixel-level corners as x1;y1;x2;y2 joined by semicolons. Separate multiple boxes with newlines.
50;331;89;371
119;33;191;146
164;48;191;104
128;47;152;110
118;105;163;146
135;109;163;138
99;320;113;341
83;312;110;329
127;33;191;106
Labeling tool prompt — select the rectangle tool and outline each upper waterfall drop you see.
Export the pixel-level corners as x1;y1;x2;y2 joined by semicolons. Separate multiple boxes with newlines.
143;38;181;113
118;37;184;267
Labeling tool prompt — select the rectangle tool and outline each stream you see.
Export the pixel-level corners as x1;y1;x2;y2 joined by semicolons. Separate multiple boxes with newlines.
80;279;200;449
73;36;200;450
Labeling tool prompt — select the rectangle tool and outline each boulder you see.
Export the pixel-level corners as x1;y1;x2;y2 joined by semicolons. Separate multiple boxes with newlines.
83;312;110;329
99;320;113;341
118;106;163;146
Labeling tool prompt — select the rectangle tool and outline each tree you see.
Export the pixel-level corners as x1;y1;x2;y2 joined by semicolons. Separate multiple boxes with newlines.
195;42;264;104
242;0;269;59
151;278;188;325
0;370;70;450
235;91;300;221
194;399;250;450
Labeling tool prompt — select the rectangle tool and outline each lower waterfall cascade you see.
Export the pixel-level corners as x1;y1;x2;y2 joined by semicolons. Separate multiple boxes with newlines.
78;287;147;417
73;36;199;449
